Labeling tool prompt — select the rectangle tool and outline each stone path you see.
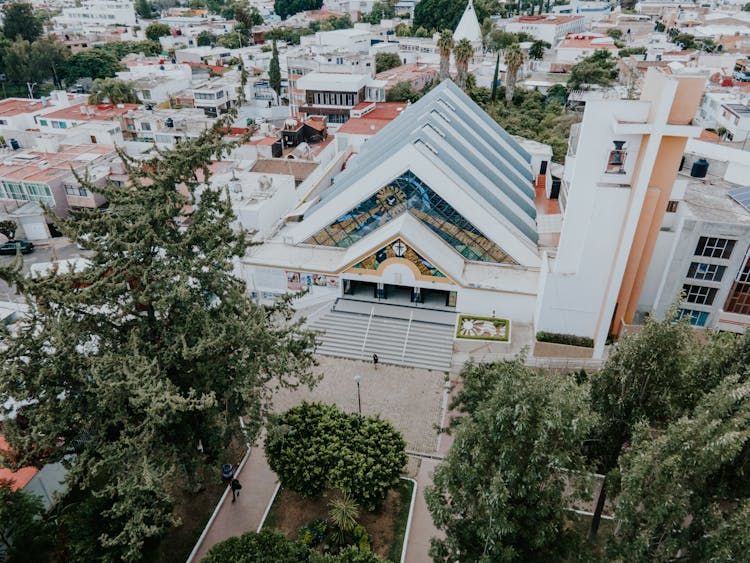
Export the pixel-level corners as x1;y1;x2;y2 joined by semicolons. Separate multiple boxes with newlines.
404;459;444;563
190;438;278;562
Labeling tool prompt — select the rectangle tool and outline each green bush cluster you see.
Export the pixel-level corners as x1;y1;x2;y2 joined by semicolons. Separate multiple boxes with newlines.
536;331;594;348
204;530;382;562
265;402;407;510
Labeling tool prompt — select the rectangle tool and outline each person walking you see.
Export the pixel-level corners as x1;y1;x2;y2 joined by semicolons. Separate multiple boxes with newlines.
231;478;242;503
372;353;379;369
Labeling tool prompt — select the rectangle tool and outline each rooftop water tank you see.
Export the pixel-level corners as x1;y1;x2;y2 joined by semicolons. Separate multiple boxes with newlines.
691;158;709;178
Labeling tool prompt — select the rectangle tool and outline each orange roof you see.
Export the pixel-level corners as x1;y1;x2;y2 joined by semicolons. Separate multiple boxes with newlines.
0;434;38;492
559;33;617;50
0;144;115;184
339;102;408;135
43;102;140;122
257;136;279;145
699;129;721;142
517;14;583;24
0;98;48;117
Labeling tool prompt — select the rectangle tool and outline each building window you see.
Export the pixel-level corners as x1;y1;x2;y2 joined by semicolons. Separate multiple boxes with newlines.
666;200;679;212
724;246;750;315
65;184;88;197
694;236;736;259
140;122;152;131
304;170;516;264
687;262;726;282
39;119;48;126
605;140;627;174
682;284;718;305
677;308;709;327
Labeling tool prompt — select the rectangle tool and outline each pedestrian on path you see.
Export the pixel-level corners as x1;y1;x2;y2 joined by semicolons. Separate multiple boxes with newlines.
231;478;242;503
372;353;378;369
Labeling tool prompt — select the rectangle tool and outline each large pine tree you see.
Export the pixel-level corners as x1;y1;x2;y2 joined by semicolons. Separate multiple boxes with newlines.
0;87;318;560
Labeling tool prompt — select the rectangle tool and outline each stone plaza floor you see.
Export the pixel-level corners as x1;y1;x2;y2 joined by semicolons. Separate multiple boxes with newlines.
272;355;449;455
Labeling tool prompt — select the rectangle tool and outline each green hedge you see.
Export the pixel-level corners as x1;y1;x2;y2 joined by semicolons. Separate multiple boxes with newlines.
265;403;407;510
536;331;594;348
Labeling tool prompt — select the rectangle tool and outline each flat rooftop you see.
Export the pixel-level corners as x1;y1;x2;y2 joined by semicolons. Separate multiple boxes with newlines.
43;102;140;122
296;72;370;92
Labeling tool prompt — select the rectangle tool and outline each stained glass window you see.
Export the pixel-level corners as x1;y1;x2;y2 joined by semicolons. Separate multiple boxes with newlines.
304;171;516;264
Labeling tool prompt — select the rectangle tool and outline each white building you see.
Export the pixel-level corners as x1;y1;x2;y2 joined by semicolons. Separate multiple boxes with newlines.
505;14;586;45
116;60;193;106
54;0;137;30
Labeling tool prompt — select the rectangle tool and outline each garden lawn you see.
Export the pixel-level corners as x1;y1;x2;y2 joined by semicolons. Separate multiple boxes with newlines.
263;480;415;562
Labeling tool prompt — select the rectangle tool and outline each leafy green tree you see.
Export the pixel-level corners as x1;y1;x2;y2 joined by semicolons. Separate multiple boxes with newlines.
414;0;488;34
587;309;695;538
88;78;141;104
2;39;31;85
394;22;411;36
386;81;422;102
235;2;264;28
30;37;70;88
426;360;597;562
94;40;163;59
64;49;123;83
744;2;750;10
197;30;217;46
375;52;402;73
0;219;17;239
611;375;750;561
265;403;406;510
0;88;318;560
487;29;518;52
528;39;550;60
490;53;500;101
135;0;154;18
0;484;53;561
146;22;172;41
453;38;474;90
606;28;623;40
2;2;43;43
567;50;618;90
437;30;454;82
274;0;323;20
503;43;524;106
361;0;395;24
269;40;281;97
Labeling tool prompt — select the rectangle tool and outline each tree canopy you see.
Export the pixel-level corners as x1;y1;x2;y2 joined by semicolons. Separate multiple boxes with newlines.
0;484;53;561
274;0;323;20
426;360;597;562
146;22;172;41
567;50;618;90
414;0;490;34
88;78;141;105
0;84;318;560
269;40;282;96
386;81;422;103
265;403;407;510
64;49;123;83
375;52;402;74
2;2;43;43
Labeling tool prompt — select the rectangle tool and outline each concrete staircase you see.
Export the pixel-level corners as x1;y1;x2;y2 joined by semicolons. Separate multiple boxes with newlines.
313;302;456;372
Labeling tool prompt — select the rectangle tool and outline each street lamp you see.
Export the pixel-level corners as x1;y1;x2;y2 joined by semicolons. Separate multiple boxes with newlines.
354;374;362;417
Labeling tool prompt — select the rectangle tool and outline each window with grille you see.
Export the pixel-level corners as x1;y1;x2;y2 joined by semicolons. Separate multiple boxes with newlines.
677;308;709;327
687;262;726;282
694;236;736;259
682;284;718;305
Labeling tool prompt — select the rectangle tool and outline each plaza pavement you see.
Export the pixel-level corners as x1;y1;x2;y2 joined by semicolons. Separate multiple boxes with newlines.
191;355;450;561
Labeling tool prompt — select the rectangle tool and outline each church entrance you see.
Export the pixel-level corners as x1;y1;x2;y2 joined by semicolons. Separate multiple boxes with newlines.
343;279;456;309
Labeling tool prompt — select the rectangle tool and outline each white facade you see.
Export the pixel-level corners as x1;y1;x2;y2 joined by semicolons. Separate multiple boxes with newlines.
54;0;137;30
505;15;586;45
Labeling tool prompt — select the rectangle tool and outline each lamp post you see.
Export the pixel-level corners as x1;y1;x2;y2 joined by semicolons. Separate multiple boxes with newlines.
354;374;362;417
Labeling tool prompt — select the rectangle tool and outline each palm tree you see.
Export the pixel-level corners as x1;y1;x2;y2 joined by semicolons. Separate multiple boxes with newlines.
453;38;474;91
437;29;454;82
88;78;140;105
503;44;525;107
328;492;360;546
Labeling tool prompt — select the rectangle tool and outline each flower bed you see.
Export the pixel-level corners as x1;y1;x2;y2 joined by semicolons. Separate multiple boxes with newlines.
455;315;510;341
262;480;415;562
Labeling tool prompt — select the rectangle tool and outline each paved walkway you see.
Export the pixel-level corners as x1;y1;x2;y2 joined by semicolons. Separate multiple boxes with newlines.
191;438;279;562
405;459;444;563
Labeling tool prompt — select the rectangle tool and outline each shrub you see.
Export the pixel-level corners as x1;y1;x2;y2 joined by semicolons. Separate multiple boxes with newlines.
266;402;407;510
298;518;327;547
536;331;594;348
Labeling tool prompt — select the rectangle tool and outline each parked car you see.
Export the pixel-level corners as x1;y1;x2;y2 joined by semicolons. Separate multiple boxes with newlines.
0;240;35;255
